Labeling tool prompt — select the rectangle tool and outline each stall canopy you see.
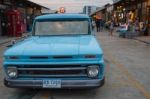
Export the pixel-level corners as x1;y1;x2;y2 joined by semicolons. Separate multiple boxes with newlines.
27;0;50;9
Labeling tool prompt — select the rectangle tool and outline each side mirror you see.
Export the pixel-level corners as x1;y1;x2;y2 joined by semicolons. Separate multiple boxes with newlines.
7;44;13;48
28;31;32;37
7;40;16;48
27;25;33;37
26;29;32;37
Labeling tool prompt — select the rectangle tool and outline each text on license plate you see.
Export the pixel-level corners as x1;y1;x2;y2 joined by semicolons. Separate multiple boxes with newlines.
43;80;61;88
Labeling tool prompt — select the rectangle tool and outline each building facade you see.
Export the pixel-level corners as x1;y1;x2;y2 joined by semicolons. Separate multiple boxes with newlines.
83;6;97;15
0;0;49;37
113;0;150;22
113;0;150;35
0;0;9;36
90;4;112;22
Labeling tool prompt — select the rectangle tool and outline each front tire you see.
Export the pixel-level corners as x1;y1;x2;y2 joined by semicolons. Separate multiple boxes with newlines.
99;77;105;87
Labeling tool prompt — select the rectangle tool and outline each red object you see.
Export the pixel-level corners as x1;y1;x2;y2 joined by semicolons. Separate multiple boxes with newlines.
22;18;27;33
6;10;23;37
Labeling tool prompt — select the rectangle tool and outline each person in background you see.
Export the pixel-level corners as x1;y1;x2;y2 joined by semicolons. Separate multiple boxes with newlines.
135;17;140;31
91;19;96;30
109;20;114;36
139;20;144;32
143;17;149;36
95;19;100;32
119;22;129;32
100;19;105;32
95;12;102;32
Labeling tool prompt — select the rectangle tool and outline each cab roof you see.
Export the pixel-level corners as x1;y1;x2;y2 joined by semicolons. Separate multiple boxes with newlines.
35;14;90;20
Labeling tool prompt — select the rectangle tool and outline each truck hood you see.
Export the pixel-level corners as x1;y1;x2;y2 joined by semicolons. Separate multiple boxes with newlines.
4;35;103;56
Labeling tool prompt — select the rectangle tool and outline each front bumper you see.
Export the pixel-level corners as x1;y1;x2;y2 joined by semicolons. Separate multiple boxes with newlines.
4;78;104;89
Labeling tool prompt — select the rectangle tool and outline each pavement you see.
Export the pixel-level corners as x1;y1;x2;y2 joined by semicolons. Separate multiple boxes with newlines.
114;27;150;45
0;31;149;45
0;33;29;45
0;31;150;99
134;36;150;45
0;36;16;45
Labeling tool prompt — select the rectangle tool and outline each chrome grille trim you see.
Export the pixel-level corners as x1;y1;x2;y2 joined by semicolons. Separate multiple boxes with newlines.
19;74;87;78
17;65;88;78
18;67;86;71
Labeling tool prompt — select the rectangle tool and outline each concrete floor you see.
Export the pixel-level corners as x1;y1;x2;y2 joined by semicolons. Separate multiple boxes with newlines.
0;31;150;99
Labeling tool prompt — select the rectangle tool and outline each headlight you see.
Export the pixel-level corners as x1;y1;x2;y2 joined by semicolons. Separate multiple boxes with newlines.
87;65;99;78
7;67;18;78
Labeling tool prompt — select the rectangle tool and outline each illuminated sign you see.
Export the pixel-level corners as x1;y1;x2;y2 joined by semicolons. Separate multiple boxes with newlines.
59;7;66;13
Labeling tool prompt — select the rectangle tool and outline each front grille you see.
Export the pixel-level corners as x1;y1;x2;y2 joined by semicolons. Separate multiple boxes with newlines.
17;65;87;78
53;56;73;59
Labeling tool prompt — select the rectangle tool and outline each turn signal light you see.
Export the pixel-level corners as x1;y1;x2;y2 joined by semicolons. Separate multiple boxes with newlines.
85;55;96;58
9;56;19;59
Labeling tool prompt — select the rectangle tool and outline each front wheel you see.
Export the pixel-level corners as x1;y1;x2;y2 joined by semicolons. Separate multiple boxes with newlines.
99;77;105;87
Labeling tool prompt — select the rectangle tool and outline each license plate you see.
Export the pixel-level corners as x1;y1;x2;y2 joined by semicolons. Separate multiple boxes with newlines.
43;80;61;88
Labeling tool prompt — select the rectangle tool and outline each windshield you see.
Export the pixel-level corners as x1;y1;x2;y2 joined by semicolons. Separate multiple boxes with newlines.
34;20;89;36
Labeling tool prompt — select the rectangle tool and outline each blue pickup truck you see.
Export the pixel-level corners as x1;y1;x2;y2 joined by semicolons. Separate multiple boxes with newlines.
3;14;105;89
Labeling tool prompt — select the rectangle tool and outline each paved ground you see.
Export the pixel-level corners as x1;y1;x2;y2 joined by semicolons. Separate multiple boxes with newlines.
135;36;150;44
0;31;150;99
0;33;29;45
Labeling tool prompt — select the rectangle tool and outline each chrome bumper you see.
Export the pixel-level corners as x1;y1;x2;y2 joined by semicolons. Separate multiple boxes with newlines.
4;78;104;89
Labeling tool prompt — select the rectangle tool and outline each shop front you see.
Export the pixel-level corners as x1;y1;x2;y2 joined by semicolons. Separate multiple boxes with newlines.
147;0;150;35
137;0;149;36
113;0;138;23
0;0;49;37
0;4;8;36
113;6;126;23
113;0;150;36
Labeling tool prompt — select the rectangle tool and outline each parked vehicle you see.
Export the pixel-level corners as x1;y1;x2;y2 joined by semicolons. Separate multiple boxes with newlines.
3;14;105;89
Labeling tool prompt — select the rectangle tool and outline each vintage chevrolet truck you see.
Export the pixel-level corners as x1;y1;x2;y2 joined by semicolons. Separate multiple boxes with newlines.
3;14;105;89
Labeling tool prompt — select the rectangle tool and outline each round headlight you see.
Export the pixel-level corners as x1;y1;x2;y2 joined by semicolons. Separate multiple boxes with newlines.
87;66;99;78
7;67;18;78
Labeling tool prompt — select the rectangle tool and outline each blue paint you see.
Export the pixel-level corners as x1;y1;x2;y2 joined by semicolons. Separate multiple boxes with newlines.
3;14;105;84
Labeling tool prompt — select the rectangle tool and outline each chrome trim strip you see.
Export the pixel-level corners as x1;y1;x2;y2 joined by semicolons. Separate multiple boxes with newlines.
19;74;87;78
17;66;87;78
18;67;86;71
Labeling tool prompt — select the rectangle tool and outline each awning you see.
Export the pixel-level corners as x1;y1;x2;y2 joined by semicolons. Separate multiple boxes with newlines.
27;0;50;9
112;0;122;4
90;6;105;16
